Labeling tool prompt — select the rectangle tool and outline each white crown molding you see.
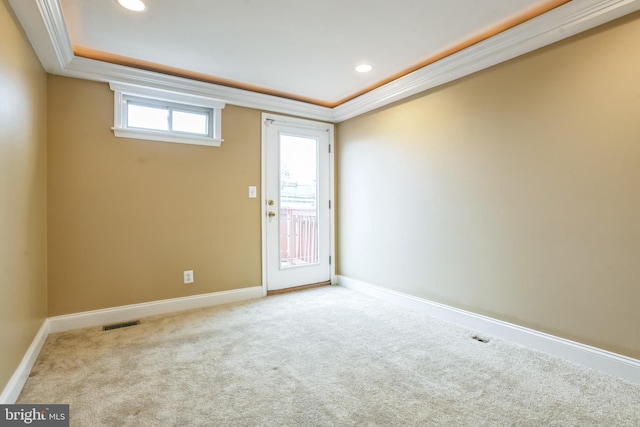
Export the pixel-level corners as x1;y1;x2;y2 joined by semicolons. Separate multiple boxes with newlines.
337;276;640;385
34;0;73;68
62;56;335;122
7;0;640;123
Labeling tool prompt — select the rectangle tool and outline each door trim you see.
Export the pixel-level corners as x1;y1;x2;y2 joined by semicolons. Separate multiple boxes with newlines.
261;113;336;296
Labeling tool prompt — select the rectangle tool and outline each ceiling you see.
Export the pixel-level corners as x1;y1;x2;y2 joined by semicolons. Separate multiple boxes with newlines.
59;0;567;107
8;0;640;121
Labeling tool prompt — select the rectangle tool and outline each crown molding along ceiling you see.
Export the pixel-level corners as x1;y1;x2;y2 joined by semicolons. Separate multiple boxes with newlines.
9;0;640;123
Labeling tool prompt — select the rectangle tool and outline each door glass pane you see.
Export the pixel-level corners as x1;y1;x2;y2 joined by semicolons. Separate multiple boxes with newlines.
280;134;318;268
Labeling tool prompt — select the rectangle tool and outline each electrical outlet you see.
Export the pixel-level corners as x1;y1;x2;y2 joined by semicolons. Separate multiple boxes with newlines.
183;270;194;284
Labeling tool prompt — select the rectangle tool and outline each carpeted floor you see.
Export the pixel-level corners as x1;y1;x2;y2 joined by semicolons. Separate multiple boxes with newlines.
18;285;640;426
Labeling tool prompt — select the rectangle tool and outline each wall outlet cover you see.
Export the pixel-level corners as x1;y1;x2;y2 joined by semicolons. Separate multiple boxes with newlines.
183;270;194;284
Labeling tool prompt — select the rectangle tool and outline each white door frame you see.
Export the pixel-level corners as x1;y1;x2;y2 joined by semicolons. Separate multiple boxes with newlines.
261;113;336;296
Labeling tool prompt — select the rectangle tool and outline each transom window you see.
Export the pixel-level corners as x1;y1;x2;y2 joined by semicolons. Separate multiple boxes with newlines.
125;97;211;136
110;82;225;147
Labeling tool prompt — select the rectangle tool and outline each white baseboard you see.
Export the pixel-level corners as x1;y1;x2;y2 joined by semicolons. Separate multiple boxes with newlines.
0;321;50;404
337;275;640;385
48;286;264;333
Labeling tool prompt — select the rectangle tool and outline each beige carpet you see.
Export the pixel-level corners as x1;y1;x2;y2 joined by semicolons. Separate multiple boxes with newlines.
18;286;640;426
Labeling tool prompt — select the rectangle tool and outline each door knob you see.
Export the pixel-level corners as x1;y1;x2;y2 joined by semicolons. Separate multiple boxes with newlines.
268;211;276;218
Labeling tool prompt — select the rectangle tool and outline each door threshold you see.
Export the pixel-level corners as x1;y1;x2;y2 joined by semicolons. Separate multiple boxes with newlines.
267;281;331;296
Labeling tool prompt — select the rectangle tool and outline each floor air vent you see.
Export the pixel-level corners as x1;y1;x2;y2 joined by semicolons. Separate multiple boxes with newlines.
102;320;140;331
471;335;490;343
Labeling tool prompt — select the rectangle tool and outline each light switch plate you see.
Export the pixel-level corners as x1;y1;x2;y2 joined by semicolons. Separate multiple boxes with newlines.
248;186;257;198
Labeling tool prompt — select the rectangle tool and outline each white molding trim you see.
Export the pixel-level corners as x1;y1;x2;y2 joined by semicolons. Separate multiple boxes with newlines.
48;286;263;333
0;321;50;404
337;275;640;385
63;57;336;123
34;0;73;68
109;81;227;108
260;114;269;297
8;0;640;122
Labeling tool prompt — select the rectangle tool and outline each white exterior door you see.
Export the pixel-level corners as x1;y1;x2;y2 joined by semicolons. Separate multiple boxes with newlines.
263;114;333;291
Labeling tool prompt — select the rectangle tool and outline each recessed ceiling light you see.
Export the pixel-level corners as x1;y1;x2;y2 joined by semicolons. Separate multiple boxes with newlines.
117;0;147;12
355;64;373;73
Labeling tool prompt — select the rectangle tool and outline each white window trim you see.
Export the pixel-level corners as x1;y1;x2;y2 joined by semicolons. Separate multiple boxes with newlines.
110;82;225;147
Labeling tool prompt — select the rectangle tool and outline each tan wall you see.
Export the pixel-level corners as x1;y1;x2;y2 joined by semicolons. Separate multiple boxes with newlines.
47;76;262;315
0;1;48;391
337;12;640;359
